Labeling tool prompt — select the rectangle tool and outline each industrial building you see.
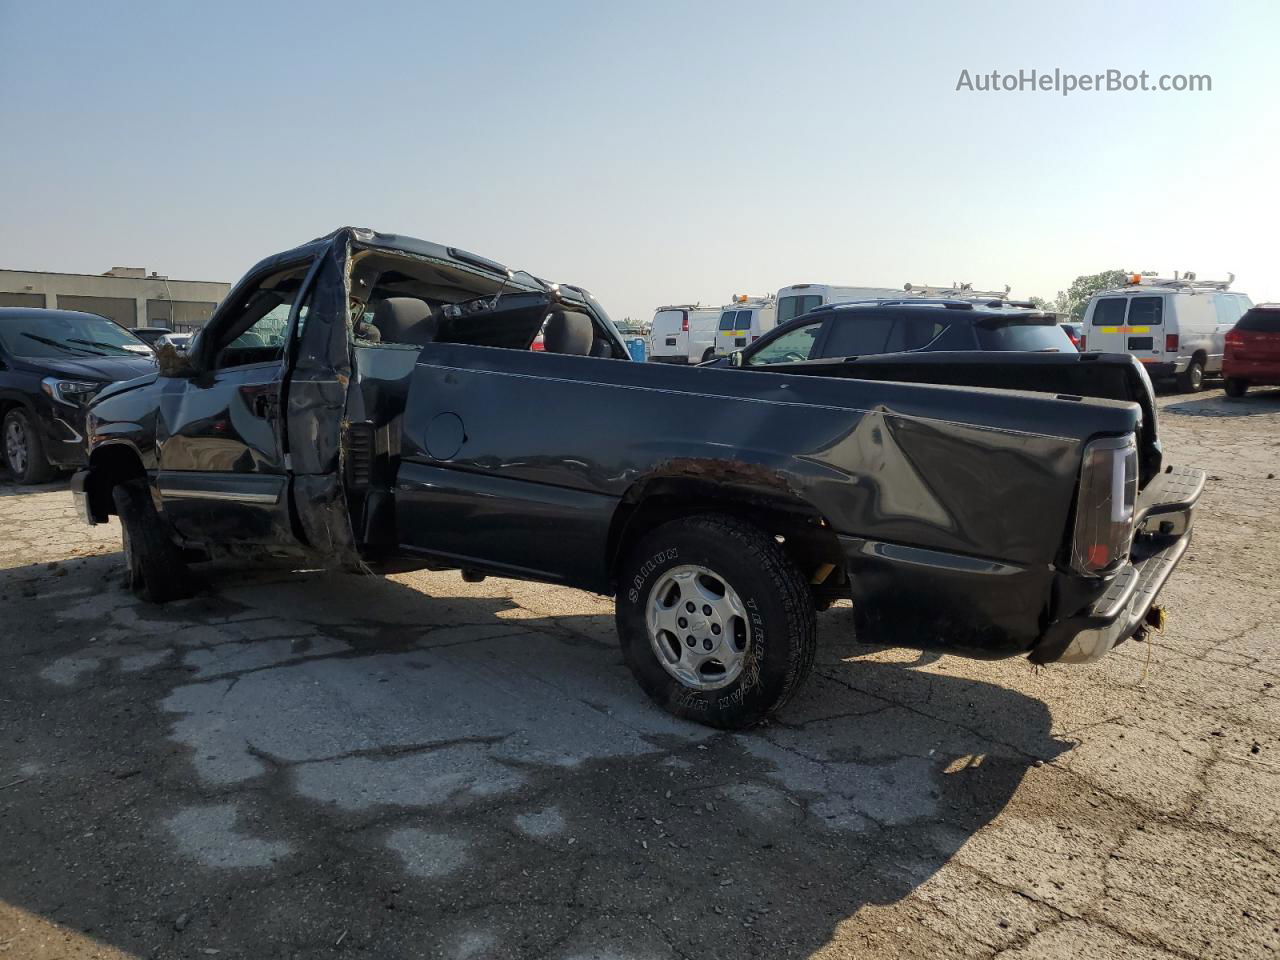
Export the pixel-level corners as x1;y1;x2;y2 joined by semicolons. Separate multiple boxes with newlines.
0;266;231;333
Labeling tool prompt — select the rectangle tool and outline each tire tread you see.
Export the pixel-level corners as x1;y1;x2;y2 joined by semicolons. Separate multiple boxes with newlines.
3;409;55;484
617;512;818;728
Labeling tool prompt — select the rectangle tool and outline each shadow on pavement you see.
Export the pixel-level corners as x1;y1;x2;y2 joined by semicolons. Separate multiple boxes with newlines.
1163;388;1280;418
0;552;1069;960
0;473;71;495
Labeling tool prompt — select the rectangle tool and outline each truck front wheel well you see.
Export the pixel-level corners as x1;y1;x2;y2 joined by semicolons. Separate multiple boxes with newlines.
85;445;146;521
607;483;846;598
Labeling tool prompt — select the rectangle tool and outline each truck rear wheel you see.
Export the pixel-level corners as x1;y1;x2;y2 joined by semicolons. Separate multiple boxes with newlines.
112;480;191;603
615;514;817;729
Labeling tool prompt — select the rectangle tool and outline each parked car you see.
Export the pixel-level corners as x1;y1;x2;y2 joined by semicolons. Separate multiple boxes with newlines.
154;331;193;352
1082;274;1253;392
72;228;1202;730
0;308;157;483
703;298;1077;368
1224;304;1280;397
131;326;177;348
647;304;721;364
712;296;776;356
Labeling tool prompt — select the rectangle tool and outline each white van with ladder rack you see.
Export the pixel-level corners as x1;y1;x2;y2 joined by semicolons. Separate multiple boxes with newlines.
1081;273;1253;392
713;294;777;356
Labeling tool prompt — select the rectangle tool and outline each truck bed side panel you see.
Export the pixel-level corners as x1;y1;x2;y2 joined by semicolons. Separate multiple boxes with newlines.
395;344;1139;590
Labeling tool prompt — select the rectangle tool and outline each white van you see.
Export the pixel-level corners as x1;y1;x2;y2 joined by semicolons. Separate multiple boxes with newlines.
713;296;777;355
775;283;903;327
647;304;722;364
1082;274;1253;391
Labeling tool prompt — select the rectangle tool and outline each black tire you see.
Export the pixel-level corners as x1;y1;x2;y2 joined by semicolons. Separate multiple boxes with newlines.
3;408;55;484
1224;377;1249;398
701;347;716;363
112;481;191;602
1177;358;1205;393
615;514;817;729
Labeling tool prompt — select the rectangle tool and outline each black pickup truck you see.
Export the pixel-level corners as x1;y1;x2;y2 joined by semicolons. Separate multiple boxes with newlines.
72;228;1204;729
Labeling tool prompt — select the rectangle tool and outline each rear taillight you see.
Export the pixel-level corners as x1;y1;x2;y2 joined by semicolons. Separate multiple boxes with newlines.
1071;435;1138;576
1225;330;1244;347
681;312;689;332
1165;333;1179;352
1079;334;1086;351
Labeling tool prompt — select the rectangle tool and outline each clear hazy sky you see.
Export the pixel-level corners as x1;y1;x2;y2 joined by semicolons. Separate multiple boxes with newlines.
2;0;1277;321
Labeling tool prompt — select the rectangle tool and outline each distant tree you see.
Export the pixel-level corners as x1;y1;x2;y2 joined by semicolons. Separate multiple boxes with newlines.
1027;296;1054;312
1054;269;1128;321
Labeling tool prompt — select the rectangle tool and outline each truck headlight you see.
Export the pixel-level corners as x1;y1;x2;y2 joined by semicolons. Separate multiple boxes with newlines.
41;377;101;407
1071;434;1139;576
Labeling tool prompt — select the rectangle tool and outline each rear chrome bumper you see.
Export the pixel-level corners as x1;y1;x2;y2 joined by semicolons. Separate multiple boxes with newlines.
1049;532;1190;663
1032;464;1205;664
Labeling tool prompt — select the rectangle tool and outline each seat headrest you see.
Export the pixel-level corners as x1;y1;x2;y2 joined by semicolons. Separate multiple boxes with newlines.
543;310;594;356
372;298;437;345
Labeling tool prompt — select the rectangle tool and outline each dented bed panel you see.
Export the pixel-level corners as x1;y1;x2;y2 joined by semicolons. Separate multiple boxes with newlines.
398;342;1130;573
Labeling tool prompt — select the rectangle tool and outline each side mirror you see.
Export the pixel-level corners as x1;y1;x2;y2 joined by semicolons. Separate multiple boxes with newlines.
730;350;744;368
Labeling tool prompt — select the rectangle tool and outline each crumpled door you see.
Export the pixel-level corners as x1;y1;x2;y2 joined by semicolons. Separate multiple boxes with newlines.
281;230;361;567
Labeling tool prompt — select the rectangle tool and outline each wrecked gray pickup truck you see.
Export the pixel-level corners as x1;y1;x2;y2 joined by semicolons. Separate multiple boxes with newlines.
72;227;1203;728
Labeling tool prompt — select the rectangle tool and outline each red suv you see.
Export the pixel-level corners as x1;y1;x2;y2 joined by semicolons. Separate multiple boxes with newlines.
1224;305;1280;398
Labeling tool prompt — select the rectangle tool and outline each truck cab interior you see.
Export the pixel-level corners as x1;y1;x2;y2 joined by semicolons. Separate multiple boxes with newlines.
338;247;625;559
347;250;622;358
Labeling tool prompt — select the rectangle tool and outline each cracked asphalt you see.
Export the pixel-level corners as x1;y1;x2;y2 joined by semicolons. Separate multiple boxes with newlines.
1;388;1278;960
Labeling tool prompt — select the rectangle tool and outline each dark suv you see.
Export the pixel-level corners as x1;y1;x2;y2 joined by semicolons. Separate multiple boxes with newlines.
712;298;1076;367
0;308;156;483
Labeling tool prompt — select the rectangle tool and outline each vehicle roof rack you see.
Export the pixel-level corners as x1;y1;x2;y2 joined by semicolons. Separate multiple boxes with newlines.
835;298;976;311
1121;271;1235;291
903;282;1012;300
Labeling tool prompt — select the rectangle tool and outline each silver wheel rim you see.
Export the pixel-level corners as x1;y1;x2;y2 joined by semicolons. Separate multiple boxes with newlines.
645;564;752;691
5;419;27;475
